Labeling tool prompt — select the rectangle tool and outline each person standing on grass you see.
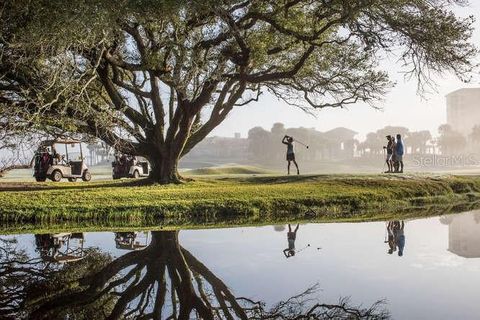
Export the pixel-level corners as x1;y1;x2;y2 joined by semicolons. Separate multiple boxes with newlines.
395;134;404;173
282;135;300;175
283;224;300;258
383;135;394;173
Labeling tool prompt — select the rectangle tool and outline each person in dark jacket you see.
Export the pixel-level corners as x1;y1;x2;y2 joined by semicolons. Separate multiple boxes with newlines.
394;134;404;173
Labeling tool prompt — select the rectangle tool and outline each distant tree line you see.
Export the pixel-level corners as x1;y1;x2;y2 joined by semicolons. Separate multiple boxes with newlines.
248;123;356;163
246;123;480;165
2;121;480;176
358;126;433;157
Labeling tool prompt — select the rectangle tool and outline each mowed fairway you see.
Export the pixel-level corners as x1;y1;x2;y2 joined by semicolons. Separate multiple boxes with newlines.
1;173;480;224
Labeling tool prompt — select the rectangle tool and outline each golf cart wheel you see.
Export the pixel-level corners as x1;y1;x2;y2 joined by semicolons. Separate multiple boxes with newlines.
133;170;140;179
68;177;77;182
82;170;92;182
35;176;47;182
50;170;62;182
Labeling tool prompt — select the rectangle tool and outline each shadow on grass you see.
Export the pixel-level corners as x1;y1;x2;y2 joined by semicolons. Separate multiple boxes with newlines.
0;178;153;192
1;173;478;192
216;174;334;184
0;174;336;192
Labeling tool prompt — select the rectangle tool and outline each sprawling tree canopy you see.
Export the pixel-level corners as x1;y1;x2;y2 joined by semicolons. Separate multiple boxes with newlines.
0;0;476;183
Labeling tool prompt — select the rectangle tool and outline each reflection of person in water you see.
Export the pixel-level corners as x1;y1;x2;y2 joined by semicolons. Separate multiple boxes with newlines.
386;221;396;255
395;221;405;257
386;221;405;257
283;224;299;258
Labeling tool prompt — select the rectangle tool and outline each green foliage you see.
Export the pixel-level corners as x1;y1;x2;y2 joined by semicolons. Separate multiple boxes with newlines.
1;0;477;183
1;174;480;226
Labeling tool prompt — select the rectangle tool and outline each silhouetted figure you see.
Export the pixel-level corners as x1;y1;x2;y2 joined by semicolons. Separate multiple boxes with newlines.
282;135;300;175
383;135;394;173
386;220;406;257
36;146;52;170
283;224;300;258
394;134;404;173
386;221;397;255
395;221;405;256
391;136;398;171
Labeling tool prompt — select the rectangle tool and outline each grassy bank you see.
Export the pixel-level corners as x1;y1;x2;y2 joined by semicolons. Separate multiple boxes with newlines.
1;202;477;235
1;174;480;225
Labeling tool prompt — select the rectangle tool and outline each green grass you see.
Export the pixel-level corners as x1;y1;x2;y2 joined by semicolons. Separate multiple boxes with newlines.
1;173;480;228
1;202;476;235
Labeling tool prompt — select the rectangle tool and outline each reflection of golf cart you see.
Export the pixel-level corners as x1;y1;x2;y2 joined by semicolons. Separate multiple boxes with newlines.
114;232;149;250
35;233;87;263
33;140;92;182
112;154;150;179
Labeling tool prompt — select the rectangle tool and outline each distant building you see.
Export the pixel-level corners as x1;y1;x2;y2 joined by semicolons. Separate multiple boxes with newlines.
446;88;480;137
440;211;480;258
184;136;249;159
323;127;358;159
183;125;358;165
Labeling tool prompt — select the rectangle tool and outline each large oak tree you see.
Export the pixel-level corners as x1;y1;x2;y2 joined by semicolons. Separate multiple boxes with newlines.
0;0;476;183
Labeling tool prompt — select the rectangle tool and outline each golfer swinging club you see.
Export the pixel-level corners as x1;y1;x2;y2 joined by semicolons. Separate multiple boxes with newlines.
282;135;300;175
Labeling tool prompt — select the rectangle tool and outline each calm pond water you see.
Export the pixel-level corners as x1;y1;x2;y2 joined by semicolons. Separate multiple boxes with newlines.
2;210;480;319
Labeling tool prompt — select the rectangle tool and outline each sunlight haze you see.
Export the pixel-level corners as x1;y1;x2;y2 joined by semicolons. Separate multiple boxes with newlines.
211;2;480;140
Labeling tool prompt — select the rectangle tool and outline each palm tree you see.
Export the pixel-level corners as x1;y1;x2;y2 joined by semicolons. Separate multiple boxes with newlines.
437;124;466;155
406;131;432;154
469;125;480;146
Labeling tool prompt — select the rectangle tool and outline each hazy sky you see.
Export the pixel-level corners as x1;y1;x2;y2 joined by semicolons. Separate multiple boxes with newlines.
211;2;480;141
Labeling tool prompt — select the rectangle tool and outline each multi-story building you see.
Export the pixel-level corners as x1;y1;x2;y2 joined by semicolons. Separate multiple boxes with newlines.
441;211;480;258
446;88;480;137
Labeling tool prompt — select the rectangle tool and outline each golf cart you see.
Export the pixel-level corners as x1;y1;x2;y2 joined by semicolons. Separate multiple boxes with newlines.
112;154;150;179
33;139;91;182
35;233;87;263
114;232;149;250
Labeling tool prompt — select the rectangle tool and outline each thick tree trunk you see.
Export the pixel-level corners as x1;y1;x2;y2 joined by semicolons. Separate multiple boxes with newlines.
147;153;182;184
142;109;196;184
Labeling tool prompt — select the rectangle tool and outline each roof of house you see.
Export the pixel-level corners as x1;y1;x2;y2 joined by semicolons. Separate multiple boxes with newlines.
323;127;358;140
446;88;480;98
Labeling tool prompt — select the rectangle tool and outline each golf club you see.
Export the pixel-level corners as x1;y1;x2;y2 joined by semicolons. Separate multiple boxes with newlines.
293;138;309;149
295;244;311;254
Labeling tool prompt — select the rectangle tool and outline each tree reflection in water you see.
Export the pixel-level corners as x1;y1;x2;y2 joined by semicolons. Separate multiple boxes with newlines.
0;237;113;319
0;231;390;319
